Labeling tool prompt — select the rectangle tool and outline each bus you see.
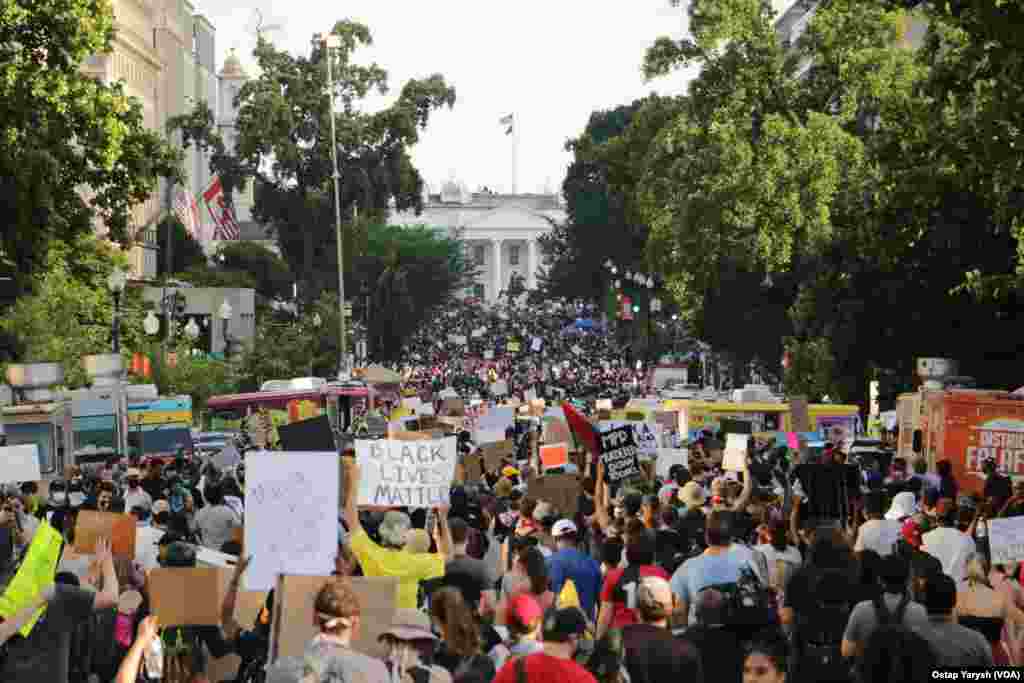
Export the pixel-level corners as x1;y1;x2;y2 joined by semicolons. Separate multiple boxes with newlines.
71;385;193;461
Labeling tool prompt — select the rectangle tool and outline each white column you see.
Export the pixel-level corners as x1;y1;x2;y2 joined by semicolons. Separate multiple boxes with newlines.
492;239;503;302
527;239;538;290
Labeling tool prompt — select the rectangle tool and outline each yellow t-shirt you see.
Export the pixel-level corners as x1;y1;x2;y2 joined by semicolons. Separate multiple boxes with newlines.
349;527;445;609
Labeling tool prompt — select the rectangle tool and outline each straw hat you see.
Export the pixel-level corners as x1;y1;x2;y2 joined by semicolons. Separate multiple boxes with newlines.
678;481;706;509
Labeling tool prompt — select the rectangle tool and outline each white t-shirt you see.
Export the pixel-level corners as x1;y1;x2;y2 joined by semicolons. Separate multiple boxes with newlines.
854;518;902;557
754;544;803;569
922;527;977;583
135;524;165;570
123;488;153;514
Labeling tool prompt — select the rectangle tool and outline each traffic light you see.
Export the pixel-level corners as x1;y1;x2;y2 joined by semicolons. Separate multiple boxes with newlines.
173;292;187;319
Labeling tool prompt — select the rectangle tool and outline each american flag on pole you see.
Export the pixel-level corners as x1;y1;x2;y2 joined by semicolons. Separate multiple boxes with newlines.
202;176;241;241
499;113;514;136
172;186;200;237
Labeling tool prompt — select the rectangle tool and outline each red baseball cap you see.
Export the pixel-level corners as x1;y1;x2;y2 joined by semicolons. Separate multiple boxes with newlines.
901;518;923;548
505;593;543;628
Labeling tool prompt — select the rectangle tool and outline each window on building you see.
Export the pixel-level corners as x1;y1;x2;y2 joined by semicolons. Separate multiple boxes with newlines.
473;284;485;300
473;245;485;265
509;245;520;266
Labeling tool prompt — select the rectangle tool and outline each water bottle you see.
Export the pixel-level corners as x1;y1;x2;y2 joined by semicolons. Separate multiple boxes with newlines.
145;635;164;680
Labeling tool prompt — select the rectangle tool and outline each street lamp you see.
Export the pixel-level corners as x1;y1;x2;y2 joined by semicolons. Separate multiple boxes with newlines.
312;312;322;329
107;268;127;353
184;318;200;342
604;259;613;270
314;31;350;379
219;300;233;358
646;276;654;289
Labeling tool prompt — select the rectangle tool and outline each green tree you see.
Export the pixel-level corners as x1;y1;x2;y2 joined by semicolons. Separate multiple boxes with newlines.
0;234;147;387
0;0;181;298
156;216;208;277
152;339;237;417
214;241;293;302
168;21;456;304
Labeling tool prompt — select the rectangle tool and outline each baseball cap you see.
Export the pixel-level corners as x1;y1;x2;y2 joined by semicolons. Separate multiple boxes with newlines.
551;519;577;538
901;518;923;548
636;576;673;611
505;593;543;628
542;607;588;642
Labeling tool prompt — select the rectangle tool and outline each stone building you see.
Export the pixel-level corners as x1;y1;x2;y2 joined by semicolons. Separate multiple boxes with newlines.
389;181;566;304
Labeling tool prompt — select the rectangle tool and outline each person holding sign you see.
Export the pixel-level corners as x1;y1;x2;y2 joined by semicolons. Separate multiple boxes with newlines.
344;458;452;609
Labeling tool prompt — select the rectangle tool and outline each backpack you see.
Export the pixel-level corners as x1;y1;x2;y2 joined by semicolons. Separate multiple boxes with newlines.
794;569;854;682
698;564;775;630
873;591;912;627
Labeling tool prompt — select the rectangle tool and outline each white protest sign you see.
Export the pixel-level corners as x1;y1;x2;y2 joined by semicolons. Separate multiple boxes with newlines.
605;421;661;461
401;397;422;411
723;433;748;471
656;448;688;479
472;329;484;338
447;334;459;344
416;403;435;416
244;452;339;591
484;350;494;360
355;437;457;507
492;381;509;396
990;517;1024;565
474;429;507;445
0;445;41;484
524;389;538;402
455;335;468;346
531;337;542;352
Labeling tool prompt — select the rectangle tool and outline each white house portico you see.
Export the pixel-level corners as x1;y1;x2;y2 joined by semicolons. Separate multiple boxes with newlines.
388;182;565;304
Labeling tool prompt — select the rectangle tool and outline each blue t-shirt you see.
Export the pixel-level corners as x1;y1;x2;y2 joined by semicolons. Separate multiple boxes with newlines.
670;551;749;624
547;547;603;619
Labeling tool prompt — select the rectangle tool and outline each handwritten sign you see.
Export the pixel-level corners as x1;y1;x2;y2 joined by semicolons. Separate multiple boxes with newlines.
605;421;660;460
990;517;1024;564
723;433;748;471
355;437;457;508
540;443;569;470
599;426;641;483
244;452;339;591
0;445;41;484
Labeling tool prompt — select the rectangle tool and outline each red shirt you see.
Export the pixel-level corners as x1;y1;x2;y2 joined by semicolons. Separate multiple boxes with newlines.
600;564;670;629
494;653;597;683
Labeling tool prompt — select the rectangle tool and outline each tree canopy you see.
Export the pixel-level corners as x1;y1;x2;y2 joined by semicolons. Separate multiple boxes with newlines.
0;0;181;300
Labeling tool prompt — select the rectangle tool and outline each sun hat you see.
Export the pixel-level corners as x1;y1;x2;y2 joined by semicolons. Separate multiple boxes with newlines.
885;491;918;520
378;608;437;642
678;481;706;508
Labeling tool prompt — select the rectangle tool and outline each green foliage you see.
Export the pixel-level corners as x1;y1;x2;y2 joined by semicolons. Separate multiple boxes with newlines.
214;242;293;301
0;234;146;388
156;216;208;277
359;223;477;361
783;337;839;403
153;340;238;417
0;0;182;298
168;21;456;304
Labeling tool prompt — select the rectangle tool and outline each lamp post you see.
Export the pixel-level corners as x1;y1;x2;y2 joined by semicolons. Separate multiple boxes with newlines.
314;31;350;379
310;312;322;376
143;311;160;338
107;268;127;353
360;279;370;363
184;318;200;351
219;300;233;359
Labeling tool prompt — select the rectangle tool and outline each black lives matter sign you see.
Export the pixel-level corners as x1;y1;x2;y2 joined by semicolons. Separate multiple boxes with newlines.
600;425;641;483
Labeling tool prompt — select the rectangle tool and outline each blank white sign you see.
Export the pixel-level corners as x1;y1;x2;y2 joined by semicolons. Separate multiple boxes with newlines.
0;445;41;484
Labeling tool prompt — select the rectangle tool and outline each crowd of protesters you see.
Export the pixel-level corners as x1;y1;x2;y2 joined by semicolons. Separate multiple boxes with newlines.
4;396;1024;683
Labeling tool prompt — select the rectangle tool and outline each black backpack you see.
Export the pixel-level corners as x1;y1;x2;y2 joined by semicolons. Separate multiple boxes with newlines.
873;591;912;627
794;569;854;683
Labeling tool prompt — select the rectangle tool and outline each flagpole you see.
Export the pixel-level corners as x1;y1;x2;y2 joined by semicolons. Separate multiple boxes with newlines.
511;113;519;195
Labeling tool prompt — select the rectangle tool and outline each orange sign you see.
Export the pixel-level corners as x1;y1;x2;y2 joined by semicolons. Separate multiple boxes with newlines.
540;443;569;470
74;511;136;559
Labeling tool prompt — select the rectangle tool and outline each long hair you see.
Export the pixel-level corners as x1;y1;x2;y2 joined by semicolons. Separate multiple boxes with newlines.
429;587;480;657
517;547;549;596
965;552;992;589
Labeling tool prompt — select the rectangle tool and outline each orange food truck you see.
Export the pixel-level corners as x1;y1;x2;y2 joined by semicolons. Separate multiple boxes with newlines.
898;389;1024;495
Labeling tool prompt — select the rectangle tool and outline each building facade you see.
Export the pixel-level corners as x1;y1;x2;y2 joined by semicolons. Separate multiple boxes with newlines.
389;181;566;304
84;0;234;280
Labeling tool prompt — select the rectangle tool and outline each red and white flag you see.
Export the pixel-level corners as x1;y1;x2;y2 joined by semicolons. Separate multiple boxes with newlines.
172;186;200;237
202;176;241;241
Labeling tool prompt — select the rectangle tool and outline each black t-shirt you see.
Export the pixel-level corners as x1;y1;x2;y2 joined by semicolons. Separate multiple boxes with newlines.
622;623;703;683
985;474;1012;510
681;625;742;683
2;585;95;683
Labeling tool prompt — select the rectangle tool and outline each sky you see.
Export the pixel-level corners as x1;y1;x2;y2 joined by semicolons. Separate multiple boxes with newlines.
193;0;698;195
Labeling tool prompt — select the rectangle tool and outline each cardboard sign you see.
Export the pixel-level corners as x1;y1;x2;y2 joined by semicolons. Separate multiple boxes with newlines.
149;567;224;626
654;411;680;434
244;452;340;591
355;437;457;507
440;399;465;417
599;426;641;483
271;575;397;662
723;433;748;471
990;517;1024;564
790;397;810;433
74;511;136;558
475;429;506;445
656;448;689;479
540;443;569;470
528;474;581;517
0;445;41;484
463;453;484;482
482;440;514;472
